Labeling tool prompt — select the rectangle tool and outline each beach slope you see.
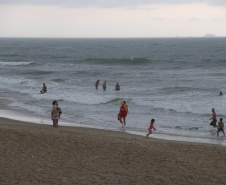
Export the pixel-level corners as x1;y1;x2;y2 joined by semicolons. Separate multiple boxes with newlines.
0;118;226;185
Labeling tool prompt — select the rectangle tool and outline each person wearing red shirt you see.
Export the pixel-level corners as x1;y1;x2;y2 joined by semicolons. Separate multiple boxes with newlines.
118;101;129;127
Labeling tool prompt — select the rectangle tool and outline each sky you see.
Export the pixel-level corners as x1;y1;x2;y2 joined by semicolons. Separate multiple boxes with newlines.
0;0;226;38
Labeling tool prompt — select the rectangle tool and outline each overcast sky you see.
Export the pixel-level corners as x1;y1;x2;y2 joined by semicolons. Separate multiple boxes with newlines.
0;0;226;38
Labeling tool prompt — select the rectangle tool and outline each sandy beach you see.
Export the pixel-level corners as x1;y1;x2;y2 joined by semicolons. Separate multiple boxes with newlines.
0;117;226;185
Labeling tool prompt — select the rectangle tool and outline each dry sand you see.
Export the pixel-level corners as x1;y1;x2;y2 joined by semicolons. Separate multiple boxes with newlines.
0;117;226;185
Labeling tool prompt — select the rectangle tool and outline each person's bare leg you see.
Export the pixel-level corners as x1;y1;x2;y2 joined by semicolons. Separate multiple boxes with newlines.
146;129;152;139
53;120;58;128
120;119;123;125
123;117;126;126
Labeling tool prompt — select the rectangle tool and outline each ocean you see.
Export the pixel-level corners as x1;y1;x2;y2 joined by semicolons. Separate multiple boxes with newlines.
1;37;226;145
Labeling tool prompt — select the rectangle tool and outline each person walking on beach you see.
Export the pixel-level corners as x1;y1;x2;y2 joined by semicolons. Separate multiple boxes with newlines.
115;82;120;91
40;83;47;94
210;108;217;127
217;118;225;137
103;81;107;90
146;119;156;138
51;100;62;128
95;79;100;90
118;101;129;127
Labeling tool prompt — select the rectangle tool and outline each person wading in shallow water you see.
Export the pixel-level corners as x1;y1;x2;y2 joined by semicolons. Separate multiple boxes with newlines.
103;81;107;90
40;83;47;94
118;101;129;127
146;119;156;138
210;108;217;127
51;100;62;128
95;79;100;90
115;82;120;91
217;118;225;137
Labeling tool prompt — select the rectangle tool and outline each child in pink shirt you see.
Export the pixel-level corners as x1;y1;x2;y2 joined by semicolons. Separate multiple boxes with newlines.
146;119;156;138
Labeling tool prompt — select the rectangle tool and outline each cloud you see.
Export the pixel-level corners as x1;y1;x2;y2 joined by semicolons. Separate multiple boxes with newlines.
1;0;226;8
211;17;226;22
151;17;166;21
187;17;204;22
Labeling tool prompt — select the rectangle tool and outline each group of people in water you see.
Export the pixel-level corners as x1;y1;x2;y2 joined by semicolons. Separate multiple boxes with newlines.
210;108;225;137
40;83;224;137
40;83;61;127
95;79;120;91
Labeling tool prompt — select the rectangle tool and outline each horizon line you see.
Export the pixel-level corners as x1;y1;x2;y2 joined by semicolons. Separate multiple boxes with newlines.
0;36;226;39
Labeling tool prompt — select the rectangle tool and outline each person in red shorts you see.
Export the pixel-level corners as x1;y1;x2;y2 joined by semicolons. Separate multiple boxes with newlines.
118;101;129;127
146;119;156;138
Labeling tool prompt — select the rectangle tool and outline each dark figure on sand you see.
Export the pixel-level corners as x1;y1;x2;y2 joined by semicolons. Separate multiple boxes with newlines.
103;81;107;90
40;83;47;94
146;119;156;138
95;79;100;90
219;91;223;96
217;118;225;137
115;82;120;91
118;101;129;127
51;100;62;128
210;108;217;127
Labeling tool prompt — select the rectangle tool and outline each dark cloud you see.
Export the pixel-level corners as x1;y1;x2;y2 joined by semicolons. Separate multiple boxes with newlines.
1;0;226;7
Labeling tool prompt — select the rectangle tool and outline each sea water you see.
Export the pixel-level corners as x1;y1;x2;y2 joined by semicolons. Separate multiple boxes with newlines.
1;38;226;145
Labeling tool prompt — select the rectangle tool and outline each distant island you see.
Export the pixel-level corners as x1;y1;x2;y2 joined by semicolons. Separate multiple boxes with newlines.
203;34;216;37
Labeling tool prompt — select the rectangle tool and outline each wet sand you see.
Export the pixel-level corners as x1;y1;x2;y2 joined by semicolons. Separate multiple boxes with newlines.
0;117;226;185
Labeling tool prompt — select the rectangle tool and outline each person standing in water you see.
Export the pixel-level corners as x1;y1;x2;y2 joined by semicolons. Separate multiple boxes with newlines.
217;118;225;137
146;119;156;138
210;108;217;127
103;81;107;90
40;83;47;94
115;82;120;91
51;100;62;128
95;79;100;90
118;101;129;127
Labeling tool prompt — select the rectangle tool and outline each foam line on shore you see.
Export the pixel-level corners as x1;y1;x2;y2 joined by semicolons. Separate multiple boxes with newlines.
1;108;226;147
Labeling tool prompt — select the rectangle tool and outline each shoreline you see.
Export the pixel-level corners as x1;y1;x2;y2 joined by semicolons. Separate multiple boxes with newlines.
1;106;226;146
0;116;224;148
1;117;226;184
0;98;225;146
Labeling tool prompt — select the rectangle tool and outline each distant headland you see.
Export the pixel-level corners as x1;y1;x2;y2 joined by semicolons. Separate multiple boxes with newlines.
203;34;216;37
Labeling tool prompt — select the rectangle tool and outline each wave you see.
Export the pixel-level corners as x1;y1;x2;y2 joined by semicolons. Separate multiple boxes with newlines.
101;97;122;104
161;86;205;93
23;70;54;76
0;61;35;66
83;57;151;65
50;78;67;83
175;126;199;130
